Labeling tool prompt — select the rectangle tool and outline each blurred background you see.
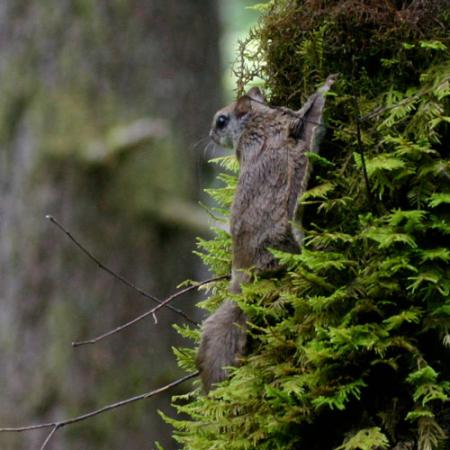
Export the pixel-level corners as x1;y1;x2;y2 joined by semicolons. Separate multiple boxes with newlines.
0;1;258;448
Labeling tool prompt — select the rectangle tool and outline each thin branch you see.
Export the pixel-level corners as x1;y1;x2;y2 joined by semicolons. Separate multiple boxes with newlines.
350;86;374;207
0;372;198;437
72;275;228;347
359;94;420;122
250;75;450;136
359;75;450;122
45;215;196;325
40;425;58;450
355;115;374;206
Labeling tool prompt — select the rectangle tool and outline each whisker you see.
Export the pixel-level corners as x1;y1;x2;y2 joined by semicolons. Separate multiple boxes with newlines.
203;140;216;158
190;135;211;153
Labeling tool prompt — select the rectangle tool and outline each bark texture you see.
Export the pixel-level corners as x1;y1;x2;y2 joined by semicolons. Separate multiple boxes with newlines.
0;1;221;448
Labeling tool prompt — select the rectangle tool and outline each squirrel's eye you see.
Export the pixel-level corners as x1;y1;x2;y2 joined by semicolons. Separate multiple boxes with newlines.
216;114;229;130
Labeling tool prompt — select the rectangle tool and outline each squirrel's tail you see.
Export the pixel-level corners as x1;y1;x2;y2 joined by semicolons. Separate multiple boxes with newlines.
196;300;247;393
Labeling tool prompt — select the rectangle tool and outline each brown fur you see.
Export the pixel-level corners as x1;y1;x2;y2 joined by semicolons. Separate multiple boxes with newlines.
197;76;336;392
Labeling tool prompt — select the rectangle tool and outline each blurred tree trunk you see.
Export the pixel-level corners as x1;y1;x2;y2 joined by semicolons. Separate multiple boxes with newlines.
0;1;221;448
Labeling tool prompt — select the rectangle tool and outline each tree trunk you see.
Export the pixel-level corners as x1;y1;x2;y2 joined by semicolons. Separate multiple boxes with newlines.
0;1;221;448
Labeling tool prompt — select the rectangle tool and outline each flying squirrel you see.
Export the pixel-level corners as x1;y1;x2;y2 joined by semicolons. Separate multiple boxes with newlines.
197;75;337;392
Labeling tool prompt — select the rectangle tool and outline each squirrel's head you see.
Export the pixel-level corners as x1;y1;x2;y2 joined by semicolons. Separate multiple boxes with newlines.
210;87;266;149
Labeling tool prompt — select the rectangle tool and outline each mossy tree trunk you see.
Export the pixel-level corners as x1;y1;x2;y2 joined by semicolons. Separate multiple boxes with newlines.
167;1;450;449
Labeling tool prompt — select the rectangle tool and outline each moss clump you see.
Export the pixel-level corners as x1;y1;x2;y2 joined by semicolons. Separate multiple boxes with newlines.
239;0;450;103
165;1;450;449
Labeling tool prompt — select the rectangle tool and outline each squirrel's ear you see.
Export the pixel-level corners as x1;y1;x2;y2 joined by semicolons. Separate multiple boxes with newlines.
235;95;252;118
245;86;265;104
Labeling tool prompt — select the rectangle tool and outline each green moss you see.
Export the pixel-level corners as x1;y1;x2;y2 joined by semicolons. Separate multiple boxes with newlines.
245;0;450;102
167;1;450;449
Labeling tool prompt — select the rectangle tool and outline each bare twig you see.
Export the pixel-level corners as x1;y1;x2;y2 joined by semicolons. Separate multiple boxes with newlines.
355;115;374;206
0;372;198;446
359;94;420;122
360;76;450;122
350;83;374;207
45;215;196;325
40;425;58;450
72;275;228;347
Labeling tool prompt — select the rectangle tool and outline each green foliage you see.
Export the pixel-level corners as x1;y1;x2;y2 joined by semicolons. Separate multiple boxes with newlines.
336;427;389;450
165;1;450;449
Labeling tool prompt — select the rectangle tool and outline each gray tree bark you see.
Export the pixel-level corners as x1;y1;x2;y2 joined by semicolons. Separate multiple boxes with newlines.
0;1;221;448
